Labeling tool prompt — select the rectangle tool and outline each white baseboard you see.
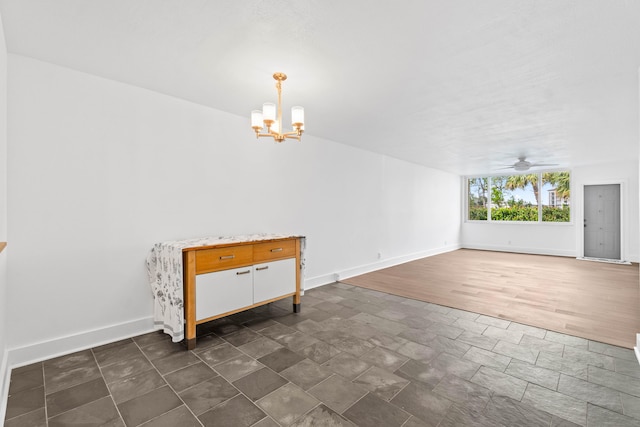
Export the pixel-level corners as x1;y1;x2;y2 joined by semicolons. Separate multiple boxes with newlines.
337;245;461;281
7;316;155;370
461;244;575;258
304;273;339;291
577;257;632;265
303;244;461;291
635;347;640;366
0;349;9;424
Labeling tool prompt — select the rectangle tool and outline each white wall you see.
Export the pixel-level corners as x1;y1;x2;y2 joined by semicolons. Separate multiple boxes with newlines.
461;160;639;261
0;9;9;419
637;70;640;362
6;55;461;363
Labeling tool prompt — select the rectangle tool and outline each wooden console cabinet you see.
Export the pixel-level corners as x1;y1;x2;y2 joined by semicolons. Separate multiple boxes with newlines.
182;236;302;349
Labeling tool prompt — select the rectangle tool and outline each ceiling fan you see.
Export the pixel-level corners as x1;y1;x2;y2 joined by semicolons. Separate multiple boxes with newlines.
499;157;558;172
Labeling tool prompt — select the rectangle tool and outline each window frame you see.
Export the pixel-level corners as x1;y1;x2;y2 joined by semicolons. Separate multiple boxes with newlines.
465;170;572;225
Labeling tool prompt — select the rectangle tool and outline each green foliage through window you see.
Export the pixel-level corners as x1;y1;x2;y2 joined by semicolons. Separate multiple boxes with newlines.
467;172;570;223
468;178;488;221
542;206;571;222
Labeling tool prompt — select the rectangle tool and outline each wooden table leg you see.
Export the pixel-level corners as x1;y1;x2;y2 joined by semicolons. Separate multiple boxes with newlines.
184;251;196;350
294;238;302;313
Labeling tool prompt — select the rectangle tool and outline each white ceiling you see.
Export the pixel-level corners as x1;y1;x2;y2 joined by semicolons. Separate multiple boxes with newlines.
1;0;639;175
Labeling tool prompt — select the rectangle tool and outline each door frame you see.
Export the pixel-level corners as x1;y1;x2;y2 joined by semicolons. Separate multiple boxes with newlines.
578;180;626;261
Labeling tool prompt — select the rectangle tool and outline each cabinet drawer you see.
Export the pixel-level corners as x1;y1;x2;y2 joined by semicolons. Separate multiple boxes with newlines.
253;240;296;262
195;245;253;274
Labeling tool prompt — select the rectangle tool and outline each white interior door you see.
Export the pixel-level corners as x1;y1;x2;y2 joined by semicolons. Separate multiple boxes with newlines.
583;184;621;260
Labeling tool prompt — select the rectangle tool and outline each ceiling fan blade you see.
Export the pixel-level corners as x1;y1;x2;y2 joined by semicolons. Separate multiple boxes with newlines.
493;157;560;172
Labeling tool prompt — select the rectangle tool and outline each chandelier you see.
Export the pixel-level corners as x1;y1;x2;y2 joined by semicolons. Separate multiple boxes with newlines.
251;72;304;142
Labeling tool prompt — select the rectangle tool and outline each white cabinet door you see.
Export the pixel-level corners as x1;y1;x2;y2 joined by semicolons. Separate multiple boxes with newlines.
196;266;253;321
253;258;296;304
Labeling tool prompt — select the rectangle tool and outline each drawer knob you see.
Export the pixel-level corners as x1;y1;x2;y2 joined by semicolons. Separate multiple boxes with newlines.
256;266;269;271
270;248;283;252
236;270;251;275
220;255;235;260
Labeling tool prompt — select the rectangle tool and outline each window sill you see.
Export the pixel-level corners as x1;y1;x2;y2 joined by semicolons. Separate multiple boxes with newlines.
465;220;573;226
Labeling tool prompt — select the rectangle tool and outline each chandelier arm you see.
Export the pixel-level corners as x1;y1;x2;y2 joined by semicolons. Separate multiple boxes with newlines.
256;132;287;142
256;131;301;140
283;131;302;137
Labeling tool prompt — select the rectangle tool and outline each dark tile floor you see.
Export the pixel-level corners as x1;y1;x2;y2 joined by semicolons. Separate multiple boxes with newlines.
5;282;640;426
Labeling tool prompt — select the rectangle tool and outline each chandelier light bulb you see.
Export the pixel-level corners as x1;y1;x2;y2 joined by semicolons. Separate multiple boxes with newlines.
291;106;305;128
251;110;263;130
262;103;276;122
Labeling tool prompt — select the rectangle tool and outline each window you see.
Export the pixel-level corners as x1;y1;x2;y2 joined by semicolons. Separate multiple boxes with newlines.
466;171;570;223
490;175;538;221
542;172;571;222
468;178;488;221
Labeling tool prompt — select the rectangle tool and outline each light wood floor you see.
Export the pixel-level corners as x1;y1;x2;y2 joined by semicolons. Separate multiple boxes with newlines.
342;249;640;349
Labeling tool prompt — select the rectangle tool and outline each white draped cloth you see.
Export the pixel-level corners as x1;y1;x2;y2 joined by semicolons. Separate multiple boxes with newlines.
146;233;305;342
